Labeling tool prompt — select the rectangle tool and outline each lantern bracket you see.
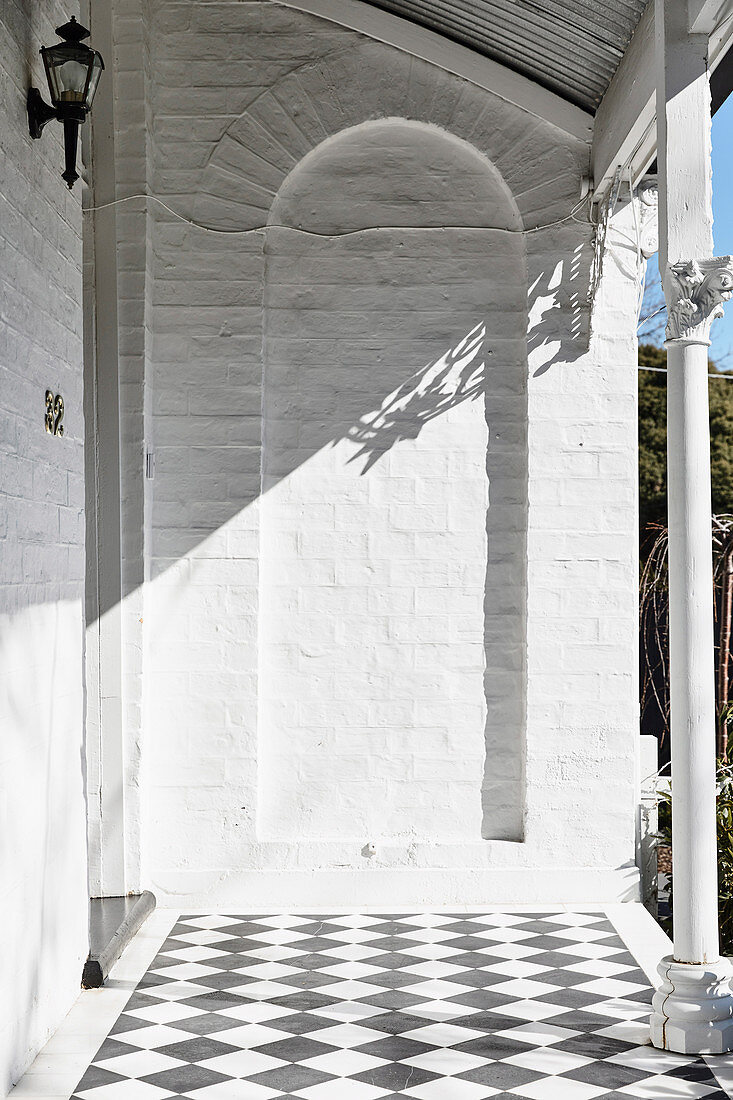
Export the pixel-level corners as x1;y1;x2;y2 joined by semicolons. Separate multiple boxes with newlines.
27;87;58;140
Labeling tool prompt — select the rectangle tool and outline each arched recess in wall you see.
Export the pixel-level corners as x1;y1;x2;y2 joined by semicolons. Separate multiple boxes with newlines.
192;38;584;234
257;117;528;843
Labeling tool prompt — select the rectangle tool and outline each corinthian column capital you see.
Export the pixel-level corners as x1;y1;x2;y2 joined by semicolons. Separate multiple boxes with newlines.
665;257;733;343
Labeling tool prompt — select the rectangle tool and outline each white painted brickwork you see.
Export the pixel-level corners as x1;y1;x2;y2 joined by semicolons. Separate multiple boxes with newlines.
0;0;87;1091
130;1;640;906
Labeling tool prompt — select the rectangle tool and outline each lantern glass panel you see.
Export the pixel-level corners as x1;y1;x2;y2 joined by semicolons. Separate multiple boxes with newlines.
84;53;104;108
43;42;94;105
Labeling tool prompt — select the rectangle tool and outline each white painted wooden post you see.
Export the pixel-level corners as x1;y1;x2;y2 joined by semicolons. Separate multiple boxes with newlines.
649;0;733;1054
83;0;127;898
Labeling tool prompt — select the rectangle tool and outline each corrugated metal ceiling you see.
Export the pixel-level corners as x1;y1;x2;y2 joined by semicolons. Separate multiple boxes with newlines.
361;0;648;112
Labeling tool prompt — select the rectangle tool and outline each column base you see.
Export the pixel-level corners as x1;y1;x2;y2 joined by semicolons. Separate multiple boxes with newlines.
650;955;733;1053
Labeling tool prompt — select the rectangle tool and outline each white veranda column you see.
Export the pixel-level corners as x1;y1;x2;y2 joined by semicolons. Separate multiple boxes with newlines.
649;0;733;1054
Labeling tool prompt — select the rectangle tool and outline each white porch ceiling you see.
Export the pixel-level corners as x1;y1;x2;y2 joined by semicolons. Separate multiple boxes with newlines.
360;0;649;111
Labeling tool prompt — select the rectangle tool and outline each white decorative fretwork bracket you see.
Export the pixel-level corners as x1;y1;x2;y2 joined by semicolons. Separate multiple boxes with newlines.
665;257;733;342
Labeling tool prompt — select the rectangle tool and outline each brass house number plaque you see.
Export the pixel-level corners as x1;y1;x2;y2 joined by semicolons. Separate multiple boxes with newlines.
45;390;64;436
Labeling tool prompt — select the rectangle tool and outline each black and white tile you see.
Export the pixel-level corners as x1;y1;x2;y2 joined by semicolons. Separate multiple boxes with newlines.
70;912;730;1099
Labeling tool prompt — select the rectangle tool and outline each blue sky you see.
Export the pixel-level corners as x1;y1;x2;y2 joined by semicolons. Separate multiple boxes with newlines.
640;92;733;366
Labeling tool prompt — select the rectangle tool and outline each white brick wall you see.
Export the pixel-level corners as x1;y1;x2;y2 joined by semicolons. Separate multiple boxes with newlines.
130;1;640;906
524;217;640;872
0;0;88;1090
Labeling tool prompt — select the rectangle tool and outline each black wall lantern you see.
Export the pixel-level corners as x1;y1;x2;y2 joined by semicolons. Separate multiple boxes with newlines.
27;16;104;189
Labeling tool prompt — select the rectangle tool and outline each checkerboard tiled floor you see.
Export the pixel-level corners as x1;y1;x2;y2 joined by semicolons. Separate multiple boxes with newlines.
70;912;730;1099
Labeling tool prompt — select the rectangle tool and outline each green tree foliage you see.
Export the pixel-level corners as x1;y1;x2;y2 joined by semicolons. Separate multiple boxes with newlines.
638;345;668;531
639;343;733;531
